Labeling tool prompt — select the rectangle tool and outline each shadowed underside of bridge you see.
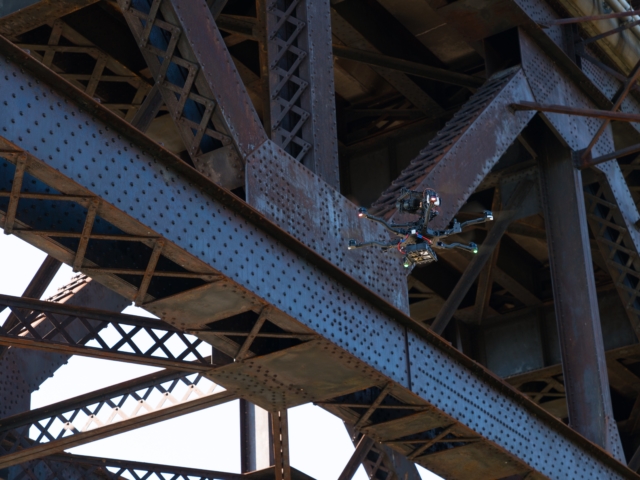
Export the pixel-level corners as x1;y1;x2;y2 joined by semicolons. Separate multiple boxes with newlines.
4;0;640;479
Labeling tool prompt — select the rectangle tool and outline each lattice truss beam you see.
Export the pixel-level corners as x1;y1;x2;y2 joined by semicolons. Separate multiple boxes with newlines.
0;368;235;468
0;273;381;480
10;453;244;480
16;19;153;122
257;0;339;187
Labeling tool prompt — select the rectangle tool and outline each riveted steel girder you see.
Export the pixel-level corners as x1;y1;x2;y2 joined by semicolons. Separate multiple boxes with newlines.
369;67;536;229
0;36;635;480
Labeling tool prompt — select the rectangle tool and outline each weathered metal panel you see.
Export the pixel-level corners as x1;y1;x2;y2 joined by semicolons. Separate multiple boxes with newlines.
519;32;615;157
538;127;623;459
246;140;409;311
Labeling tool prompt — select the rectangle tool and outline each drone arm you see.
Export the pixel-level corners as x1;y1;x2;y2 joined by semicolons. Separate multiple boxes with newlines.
431;211;494;238
357;209;407;235
458;211;494;230
435;241;478;254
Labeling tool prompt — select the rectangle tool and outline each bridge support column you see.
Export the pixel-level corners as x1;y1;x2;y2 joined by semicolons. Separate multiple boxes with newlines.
239;400;272;473
538;125;623;458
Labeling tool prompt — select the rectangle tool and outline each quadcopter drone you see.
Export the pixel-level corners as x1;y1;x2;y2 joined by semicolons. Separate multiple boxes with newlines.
347;188;493;268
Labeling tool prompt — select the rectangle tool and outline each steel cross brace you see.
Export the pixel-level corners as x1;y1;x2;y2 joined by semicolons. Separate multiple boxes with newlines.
0;37;634;479
256;0;340;189
116;0;267;190
0;293;213;371
369;66;536;229
23;452;244;480
14;19;154;123
0;369;236;468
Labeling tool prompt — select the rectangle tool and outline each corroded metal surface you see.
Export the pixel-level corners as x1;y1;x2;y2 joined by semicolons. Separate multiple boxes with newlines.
0;38;636;479
260;0;340;189
246;140;409;311
369;68;535;229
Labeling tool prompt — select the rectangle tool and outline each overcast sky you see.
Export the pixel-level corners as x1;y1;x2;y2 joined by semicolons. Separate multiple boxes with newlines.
0;232;441;480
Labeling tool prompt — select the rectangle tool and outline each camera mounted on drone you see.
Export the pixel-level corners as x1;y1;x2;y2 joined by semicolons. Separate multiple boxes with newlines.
348;187;493;268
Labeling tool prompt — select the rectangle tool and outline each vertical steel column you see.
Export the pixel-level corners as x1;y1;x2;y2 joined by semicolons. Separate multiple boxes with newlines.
538;127;623;457
239;400;272;473
257;0;340;189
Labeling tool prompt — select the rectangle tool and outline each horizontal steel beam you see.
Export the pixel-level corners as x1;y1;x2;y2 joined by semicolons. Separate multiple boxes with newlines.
580;142;640;169
0;369;236;468
331;45;484;89
0;34;635;480
512;102;640;122
540;9;640;26
214;14;482;89
44;453;245;480
0;293;214;371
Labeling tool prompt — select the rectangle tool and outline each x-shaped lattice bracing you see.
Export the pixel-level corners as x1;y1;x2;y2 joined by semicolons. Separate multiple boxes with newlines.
585;182;640;335
0;370;235;469
319;385;482;464
27;374;217;442
0;294;212;370
17;20;152;122
121;0;234;160
265;0;312;161
8;453;243;480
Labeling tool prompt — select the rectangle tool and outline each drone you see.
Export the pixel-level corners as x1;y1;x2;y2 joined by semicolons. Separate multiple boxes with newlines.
347;188;493;268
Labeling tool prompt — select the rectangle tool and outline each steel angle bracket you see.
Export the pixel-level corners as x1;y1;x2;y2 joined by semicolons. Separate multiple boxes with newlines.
370;67;536;229
0;36;636;480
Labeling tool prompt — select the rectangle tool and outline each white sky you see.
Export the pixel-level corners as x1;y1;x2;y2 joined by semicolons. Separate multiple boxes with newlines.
0;232;441;480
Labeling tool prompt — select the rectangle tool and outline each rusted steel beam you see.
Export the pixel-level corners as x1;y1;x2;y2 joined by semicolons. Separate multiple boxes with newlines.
272;410;291;480
338;435;376;480
344;424;421;480
44;453;245;480
0;276;131;421
0;35;636;480
512;102;640;122
1;255;61;334
580;142;640;169
167;0;267;156
239;400;272;473
330;9;442;116
332;45;484;89
516;29;640;355
257;0;340;189
538;125;623;456
216;13;481;93
0;370;236;469
541;9;640;26
581;19;640;46
370;67;535;229
0;293;214;371
117;0;267;189
0;0;98;38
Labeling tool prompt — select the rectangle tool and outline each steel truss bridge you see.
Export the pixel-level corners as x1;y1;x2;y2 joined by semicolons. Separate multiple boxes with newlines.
4;0;640;479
